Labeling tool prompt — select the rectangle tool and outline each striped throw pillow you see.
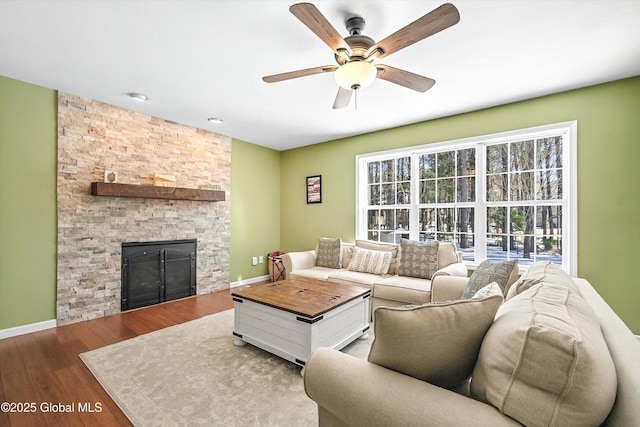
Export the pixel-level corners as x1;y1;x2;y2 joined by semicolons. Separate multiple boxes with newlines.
347;246;392;275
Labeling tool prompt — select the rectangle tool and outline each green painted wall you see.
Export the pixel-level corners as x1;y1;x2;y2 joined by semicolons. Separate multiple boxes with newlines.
280;76;640;333
2;73;638;334
230;138;281;283
0;75;57;329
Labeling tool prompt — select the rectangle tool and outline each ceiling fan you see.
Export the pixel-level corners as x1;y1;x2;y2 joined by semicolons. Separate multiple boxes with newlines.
262;2;460;109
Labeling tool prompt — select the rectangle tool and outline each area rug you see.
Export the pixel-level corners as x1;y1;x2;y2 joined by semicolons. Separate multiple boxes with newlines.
80;309;372;426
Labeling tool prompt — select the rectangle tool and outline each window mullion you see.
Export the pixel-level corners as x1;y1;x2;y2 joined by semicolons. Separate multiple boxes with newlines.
409;152;420;240
476;145;487;262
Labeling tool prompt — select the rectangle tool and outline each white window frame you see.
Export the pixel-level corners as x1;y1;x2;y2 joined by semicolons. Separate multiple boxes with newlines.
355;121;578;275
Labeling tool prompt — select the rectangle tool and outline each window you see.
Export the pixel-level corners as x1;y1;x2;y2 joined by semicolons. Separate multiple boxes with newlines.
356;122;577;274
365;157;411;242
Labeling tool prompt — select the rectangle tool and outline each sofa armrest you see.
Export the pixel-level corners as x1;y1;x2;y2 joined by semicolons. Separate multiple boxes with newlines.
304;347;520;427
431;275;469;302
574;278;640;426
432;261;468;279
281;250;317;279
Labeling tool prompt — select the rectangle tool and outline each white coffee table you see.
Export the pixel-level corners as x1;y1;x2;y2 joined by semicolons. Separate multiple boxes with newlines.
231;278;371;375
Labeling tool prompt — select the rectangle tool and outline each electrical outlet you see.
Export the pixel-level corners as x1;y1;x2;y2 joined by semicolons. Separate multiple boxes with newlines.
259;255;264;263
252;257;258;266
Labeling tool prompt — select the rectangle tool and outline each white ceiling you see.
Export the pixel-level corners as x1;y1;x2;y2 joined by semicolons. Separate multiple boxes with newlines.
1;1;639;151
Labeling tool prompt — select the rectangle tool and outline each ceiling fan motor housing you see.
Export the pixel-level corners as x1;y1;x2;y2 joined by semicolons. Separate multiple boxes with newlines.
335;20;375;65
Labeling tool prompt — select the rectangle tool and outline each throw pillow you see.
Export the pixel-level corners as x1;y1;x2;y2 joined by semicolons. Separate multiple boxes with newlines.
471;281;503;299
347;247;392;275
397;239;439;279
355;240;399;274
460;259;518;299
316;237;342;269
368;293;503;390
471;279;617;427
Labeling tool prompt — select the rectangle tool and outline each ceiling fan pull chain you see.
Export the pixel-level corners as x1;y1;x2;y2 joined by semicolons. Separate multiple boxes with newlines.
354;89;358;111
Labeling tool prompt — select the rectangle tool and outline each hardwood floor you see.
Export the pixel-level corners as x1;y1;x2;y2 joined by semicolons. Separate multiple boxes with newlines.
0;290;235;426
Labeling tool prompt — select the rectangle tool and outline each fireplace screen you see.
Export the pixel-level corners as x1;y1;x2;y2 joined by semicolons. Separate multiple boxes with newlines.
121;239;196;310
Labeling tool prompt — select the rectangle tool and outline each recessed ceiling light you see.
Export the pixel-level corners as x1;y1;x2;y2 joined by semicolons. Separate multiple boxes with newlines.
127;92;148;102
207;117;223;124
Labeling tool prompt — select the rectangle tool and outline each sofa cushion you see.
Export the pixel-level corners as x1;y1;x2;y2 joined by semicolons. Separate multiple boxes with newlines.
397;239;439;279
327;269;380;290
461;259;518;299
373;275;432;305
470;268;617;427
355;240;399;274
368;293;503;390
341;243;355;269
506;260;577;299
289;267;333;281
347;246;392;275
436;241;460;269
316;237;342;268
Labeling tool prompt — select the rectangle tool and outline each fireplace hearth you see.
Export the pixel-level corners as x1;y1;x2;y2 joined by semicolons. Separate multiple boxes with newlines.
121;239;197;311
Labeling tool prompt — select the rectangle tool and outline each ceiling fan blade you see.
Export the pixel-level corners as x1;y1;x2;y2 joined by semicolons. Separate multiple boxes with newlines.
290;3;352;58
376;65;435;92
262;65;337;83
333;87;352;109
367;3;460;60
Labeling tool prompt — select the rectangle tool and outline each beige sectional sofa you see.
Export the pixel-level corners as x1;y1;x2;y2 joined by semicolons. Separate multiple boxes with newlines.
304;261;640;427
282;239;469;312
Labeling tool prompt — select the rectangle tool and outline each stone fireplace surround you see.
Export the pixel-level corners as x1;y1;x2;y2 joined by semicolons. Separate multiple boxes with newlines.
57;93;231;325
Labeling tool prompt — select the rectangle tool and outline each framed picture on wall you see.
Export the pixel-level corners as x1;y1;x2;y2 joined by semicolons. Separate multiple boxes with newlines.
306;175;322;204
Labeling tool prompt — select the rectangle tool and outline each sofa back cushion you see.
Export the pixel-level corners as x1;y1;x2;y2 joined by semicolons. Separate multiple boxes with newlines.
471;264;617;427
368;291;503;390
355;240;399;274
341;243;355;268
506;260;577;298
436;241;460;270
397;239;439;279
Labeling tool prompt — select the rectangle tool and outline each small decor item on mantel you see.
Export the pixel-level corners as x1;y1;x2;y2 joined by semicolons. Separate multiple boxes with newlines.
199;184;222;191
104;170;118;183
153;174;176;187
307;175;321;204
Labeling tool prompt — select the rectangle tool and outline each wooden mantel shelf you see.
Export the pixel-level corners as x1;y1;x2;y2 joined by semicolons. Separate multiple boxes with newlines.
90;182;225;202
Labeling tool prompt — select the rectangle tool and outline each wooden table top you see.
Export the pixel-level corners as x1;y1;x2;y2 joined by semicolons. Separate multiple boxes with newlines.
231;278;370;319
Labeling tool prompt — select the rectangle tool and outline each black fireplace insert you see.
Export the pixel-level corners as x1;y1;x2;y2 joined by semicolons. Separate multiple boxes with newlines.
121;239;196;311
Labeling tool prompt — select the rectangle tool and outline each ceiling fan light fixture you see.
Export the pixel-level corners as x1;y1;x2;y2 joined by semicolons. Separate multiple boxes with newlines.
334;61;377;91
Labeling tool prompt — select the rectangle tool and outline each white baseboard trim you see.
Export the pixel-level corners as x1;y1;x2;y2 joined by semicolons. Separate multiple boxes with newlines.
230;275;270;288
0;319;57;340
1;279;276;338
